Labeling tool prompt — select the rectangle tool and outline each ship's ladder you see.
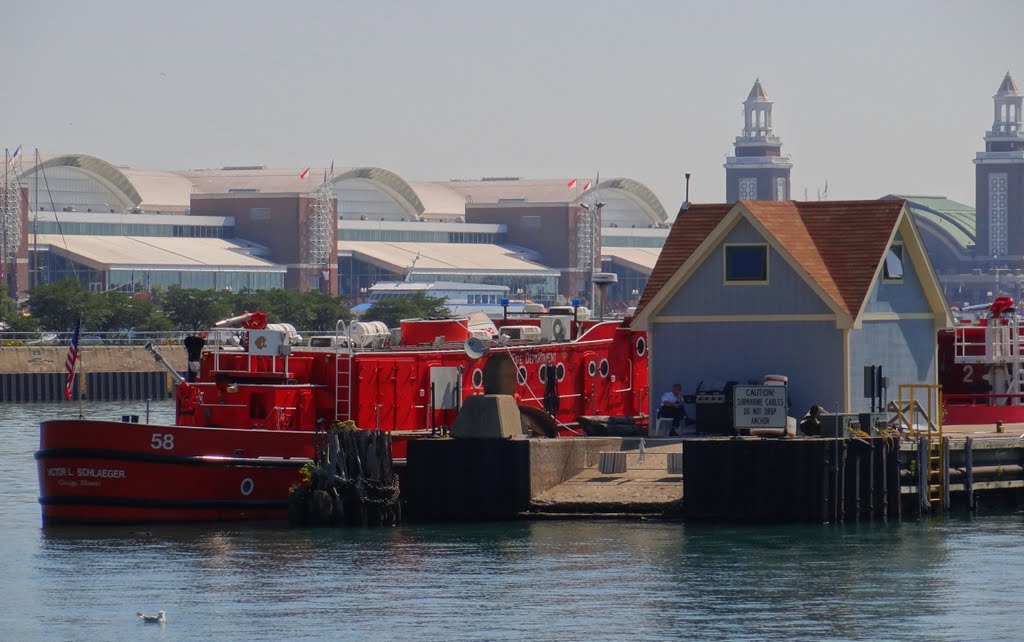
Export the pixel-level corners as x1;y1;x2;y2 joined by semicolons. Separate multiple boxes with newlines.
898;384;946;511
334;319;354;422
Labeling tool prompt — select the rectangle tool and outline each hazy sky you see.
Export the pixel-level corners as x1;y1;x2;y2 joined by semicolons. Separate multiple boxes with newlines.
5;0;1022;216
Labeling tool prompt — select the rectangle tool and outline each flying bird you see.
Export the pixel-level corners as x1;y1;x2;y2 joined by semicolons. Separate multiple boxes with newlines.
137;611;166;624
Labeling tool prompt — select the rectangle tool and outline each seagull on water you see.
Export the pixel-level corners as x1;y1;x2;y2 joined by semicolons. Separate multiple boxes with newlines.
137;611;166;624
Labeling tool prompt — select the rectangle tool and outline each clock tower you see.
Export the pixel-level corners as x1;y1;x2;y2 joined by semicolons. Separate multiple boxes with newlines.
725;79;792;202
975;72;1024;259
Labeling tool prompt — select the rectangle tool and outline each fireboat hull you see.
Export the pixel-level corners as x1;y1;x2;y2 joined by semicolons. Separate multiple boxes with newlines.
36;420;313;524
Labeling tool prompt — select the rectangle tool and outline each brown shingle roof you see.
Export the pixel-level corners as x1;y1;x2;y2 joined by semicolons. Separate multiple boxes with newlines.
633;203;732;317
634;199;906;321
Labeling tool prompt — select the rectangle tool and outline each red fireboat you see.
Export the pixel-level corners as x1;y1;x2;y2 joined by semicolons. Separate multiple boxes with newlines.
939;295;1024;425
36;308;649;523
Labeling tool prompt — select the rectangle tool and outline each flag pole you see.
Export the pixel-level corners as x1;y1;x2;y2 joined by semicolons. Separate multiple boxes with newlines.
77;348;84;418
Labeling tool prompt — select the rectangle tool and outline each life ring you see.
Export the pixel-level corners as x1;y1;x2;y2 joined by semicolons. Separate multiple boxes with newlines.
552;318;566;340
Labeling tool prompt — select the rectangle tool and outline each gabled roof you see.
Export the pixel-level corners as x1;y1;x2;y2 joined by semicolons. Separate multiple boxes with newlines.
997;72;1020;96
633;200;911;323
633;203;733;316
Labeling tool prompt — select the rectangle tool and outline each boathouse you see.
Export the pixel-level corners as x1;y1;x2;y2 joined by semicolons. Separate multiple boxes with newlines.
631;199;953;420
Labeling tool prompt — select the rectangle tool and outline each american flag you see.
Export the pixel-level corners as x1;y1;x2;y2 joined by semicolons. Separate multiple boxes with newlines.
64;319;81;400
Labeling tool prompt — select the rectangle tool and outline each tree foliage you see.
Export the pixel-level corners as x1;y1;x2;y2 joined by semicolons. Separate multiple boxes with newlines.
15;281;353;332
228;289;351;331
160;287;233;331
363;293;450;328
0;298;39;331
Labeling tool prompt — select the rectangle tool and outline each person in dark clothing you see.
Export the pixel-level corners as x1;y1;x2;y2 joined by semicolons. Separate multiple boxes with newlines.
658;383;687;436
800;405;823;437
183;331;207;382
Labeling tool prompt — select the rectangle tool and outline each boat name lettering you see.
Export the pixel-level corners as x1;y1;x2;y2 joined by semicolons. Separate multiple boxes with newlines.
77;467;126;479
48;466;126;480
150;433;175;450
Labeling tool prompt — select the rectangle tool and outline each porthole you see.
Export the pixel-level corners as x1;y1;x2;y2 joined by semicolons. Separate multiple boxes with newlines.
556;363;565;382
538;366;547;384
588;361;597;377
599;359;609;378
635;337;646;357
240;477;254;496
472;368;483;389
517;366;528;385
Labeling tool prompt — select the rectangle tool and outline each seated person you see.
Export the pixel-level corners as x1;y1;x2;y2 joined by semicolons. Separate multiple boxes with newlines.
657;383;687;436
800;405;824;437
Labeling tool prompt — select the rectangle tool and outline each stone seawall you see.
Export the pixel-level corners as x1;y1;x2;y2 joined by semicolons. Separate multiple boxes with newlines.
0;346;186;374
0;346;186;402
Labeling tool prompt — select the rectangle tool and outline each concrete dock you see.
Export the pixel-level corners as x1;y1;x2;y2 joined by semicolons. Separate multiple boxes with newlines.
529;440;683;517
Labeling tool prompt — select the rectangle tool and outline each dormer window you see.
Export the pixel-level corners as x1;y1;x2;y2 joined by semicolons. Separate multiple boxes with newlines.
724;244;769;284
884;243;904;281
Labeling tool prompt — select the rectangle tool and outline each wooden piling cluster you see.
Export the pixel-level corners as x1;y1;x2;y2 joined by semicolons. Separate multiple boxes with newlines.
683;437;901;523
288;424;401;526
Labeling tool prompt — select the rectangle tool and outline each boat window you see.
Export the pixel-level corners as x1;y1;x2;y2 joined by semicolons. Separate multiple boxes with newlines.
724;244;768;283
517;366;528;385
884;244;904;281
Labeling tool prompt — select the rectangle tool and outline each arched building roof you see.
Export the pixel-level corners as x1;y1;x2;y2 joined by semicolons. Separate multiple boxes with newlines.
16;154;670;227
881;195;975;273
575;178;670;227
21;154;194;213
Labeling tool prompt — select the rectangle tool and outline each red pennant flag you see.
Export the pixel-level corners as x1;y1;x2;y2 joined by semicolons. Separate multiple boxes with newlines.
582;181;592;191
299;168;310;180
567;178;577;189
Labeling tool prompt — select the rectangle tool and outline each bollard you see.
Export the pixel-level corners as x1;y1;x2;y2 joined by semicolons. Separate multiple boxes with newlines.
996;420;1005;434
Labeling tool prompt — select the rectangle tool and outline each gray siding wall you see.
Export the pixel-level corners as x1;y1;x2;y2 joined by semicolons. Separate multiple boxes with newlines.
660;219;833;316
862;232;931;314
650;320;844;420
848;319;936;413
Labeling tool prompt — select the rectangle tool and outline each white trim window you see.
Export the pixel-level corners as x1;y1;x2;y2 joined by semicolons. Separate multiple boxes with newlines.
883;242;904;282
724;243;769;284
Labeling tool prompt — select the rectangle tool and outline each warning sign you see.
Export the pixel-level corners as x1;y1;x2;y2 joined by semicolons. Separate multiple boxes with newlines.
733;385;787;429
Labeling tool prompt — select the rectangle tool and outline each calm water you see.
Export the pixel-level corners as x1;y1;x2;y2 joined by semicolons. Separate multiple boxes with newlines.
1;402;1023;641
